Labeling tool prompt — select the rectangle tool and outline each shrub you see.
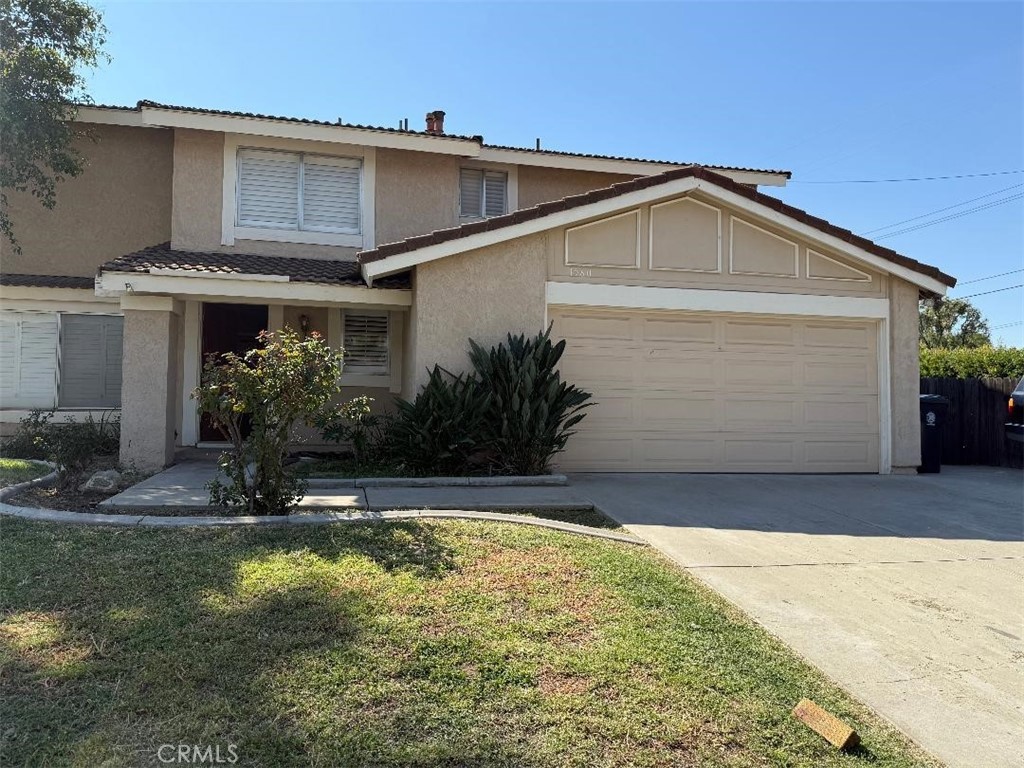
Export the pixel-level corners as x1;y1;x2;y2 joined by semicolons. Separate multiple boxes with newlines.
390;366;491;475
469;327;592;475
920;346;1024;379
318;395;394;466
193;329;342;515
1;410;120;489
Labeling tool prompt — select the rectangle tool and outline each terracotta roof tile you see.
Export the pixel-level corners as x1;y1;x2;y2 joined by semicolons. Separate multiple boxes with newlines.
101;243;410;289
358;166;956;288
0;273;95;289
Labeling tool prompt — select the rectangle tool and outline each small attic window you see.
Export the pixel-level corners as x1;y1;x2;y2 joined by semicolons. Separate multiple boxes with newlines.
460;167;507;219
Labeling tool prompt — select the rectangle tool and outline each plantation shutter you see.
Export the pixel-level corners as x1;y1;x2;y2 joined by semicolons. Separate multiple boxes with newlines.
59;315;124;408
460;168;484;218
0;312;58;409
483;171;508;217
343;312;389;375
302;156;361;233
237;149;300;229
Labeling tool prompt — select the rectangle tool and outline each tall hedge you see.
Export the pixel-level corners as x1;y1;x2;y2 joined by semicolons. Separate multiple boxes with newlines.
919;346;1024;379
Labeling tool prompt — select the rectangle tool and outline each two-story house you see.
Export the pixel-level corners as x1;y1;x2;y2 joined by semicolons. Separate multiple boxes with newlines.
0;101;954;473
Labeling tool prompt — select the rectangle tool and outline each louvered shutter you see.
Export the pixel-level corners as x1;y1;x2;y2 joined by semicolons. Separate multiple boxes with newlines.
343;312;389;375
460;168;483;218
483;171;508;217
0;312;58;409
237;149;300;229
59;315;123;408
302;156;361;233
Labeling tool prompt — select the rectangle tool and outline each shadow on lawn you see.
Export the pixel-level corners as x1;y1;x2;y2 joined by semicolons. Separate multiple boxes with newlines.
0;520;538;767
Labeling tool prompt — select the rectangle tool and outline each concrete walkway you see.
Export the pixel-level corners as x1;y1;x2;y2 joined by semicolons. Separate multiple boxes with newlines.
573;467;1024;768
102;461;594;511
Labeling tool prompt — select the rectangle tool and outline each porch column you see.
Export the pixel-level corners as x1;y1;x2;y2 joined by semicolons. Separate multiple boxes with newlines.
119;296;183;470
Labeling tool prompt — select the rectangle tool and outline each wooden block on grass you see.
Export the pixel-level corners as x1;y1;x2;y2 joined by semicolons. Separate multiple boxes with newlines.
792;698;860;750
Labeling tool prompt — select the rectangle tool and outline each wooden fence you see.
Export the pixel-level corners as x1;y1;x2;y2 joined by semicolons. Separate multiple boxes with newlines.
919;377;1023;468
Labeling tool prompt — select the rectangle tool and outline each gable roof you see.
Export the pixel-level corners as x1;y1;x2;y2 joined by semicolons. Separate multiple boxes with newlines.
358;166;955;292
0;273;95;289
101;243;410;289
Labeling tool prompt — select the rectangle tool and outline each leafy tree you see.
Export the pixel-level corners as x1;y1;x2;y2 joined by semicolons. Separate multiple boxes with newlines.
193;330;342;515
0;0;108;250
919;297;991;349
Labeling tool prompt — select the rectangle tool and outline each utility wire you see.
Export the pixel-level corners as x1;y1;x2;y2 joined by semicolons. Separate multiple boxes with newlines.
959;268;1024;285
874;194;1024;240
991;321;1023;329
791;169;1024;184
957;284;1023;299
861;184;1024;235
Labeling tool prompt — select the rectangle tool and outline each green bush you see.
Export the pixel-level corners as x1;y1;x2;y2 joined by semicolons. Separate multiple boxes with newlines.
920;346;1024;379
193;329;342;515
469;327;592;476
318;395;394;467
390;366;491;476
1;410;120;489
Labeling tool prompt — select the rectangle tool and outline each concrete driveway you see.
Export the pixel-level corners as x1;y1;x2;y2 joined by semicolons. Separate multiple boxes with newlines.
574;467;1024;768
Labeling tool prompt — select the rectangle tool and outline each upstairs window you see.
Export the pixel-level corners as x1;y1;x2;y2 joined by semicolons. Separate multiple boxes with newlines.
460;167;507;219
343;311;389;376
237;149;361;234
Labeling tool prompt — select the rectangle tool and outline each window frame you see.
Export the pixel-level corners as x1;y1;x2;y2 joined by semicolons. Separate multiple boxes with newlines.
57;313;124;409
235;148;363;236
341;309;390;377
459;163;519;221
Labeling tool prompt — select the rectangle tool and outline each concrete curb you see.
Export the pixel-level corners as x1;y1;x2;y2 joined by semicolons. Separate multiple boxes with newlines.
0;499;645;545
305;475;569;489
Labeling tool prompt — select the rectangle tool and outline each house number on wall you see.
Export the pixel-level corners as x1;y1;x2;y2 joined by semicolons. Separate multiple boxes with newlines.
570;267;592;278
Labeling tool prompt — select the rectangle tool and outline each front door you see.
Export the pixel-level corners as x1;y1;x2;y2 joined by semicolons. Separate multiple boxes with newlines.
199;303;268;442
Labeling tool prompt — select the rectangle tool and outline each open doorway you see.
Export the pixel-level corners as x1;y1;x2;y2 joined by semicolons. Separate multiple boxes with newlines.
199;303;268;442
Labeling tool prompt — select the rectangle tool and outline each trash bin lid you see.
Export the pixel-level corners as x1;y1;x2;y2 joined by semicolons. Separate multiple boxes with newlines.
919;394;949;404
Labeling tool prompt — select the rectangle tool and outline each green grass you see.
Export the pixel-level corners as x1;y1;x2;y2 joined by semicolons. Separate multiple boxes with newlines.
0;518;936;767
0;458;50;488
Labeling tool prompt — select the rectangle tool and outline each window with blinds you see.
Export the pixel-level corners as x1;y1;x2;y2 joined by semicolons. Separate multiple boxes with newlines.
343;312;389;375
237;149;361;234
59;315;123;408
0;312;59;409
460;168;507;219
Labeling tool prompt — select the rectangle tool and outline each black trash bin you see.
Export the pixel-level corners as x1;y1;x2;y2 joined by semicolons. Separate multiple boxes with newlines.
919;394;949;473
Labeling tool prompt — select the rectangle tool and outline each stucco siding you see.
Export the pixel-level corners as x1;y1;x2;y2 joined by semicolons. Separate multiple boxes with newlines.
410;232;548;389
170;129;224;252
890;277;922;470
1;124;173;276
518;166;634;210
120;308;180;469
375;148;460;245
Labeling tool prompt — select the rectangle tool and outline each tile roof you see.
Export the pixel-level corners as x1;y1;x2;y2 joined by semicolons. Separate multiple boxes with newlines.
0;273;95;289
82;102;790;177
358;166;956;288
101;243;411;289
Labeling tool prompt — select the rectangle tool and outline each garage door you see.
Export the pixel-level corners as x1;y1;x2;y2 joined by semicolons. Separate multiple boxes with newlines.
551;308;880;473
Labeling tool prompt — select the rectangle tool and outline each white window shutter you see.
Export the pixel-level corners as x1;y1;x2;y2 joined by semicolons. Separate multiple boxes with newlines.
0;312;58;409
302;157;361;233
460;168;483;218
237;149;300;229
484;171;508;217
343;312;389;375
59;315;123;408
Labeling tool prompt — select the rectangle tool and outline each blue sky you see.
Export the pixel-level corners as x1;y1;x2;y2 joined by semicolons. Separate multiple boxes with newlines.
87;1;1023;343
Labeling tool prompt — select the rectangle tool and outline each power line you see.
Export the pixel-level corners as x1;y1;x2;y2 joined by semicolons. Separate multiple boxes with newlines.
991;321;1023;330
791;169;1024;184
874;194;1024;240
958;284;1023;299
959;268;1024;285
861;184;1024;235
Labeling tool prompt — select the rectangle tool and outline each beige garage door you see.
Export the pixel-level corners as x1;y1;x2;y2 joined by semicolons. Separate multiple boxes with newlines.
552;308;880;473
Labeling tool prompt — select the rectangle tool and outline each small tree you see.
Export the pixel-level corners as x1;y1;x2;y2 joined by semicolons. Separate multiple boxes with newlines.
919;297;991;349
193;329;342;515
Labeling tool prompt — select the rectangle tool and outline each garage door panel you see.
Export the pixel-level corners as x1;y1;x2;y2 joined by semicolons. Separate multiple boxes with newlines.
552;308;881;473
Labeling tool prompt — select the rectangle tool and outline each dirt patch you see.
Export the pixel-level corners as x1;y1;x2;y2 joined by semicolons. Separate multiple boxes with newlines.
536;667;591;696
12;485;117;512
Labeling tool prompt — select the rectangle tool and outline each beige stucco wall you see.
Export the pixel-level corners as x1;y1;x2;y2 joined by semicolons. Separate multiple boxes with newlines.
120;308;180;469
518;166;634;210
1;124;173;276
407;232;548;392
376;148;460;246
890;278;922;471
170;129;224;252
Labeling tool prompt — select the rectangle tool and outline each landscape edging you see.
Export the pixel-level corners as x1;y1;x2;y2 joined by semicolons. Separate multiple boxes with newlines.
305;474;569;489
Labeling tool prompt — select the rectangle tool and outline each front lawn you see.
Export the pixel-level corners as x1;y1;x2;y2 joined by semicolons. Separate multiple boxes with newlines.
0;458;50;488
0;519;936;767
